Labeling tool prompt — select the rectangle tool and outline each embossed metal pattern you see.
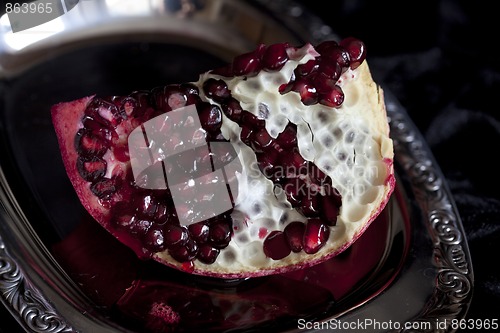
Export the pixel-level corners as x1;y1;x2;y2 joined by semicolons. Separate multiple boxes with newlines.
0;0;473;332
0;248;75;333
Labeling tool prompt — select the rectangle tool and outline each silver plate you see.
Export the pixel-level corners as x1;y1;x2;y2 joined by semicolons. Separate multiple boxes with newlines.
0;1;473;332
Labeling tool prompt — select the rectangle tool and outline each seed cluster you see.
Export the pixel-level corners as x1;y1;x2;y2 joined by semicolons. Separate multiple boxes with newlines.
203;77;342;260
212;37;367;108
75;85;238;265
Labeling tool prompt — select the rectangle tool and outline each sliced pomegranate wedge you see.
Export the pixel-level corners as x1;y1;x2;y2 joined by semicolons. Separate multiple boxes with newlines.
51;38;395;278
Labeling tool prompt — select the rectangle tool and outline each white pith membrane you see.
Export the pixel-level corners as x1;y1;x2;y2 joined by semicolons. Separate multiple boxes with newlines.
151;44;395;277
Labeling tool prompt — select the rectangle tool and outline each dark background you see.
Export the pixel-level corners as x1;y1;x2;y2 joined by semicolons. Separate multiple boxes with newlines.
1;0;499;331
297;0;500;326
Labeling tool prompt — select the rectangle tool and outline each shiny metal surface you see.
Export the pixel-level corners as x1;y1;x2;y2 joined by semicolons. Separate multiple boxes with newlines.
0;1;472;332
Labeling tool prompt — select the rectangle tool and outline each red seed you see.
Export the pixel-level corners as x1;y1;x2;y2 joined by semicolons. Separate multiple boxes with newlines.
197;244;220;264
292;78;318;105
75;129;109;157
320;44;350;70
203;78;231;103
294;59;318;77
263;231;291;260
340;37;366;69
300;195;321;217
262;43;289;71
164;224;188;249
319;85;344;108
208;217;232;249
303;218;330;254
77;156;107;182
284;221;305;252
276;123;297;149
169;238;198;262
281;178;305;207
197;102;222;133
143;226;166;252
251;128;274;152
188;221;210;243
232;44;265;77
221;97;244;121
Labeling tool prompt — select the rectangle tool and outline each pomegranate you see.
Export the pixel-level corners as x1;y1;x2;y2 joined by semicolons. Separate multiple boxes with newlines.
51;38;395;278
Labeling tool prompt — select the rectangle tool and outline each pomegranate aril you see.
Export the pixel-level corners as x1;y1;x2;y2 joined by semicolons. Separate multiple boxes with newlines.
197;244;220;264
134;194;159;219
197;102;222;133
90;177;118;199
318;60;342;81
116;96;138;118
284;221;305;253
85;98;122;126
208;217;232;249
319;85;344;108
143;226;166;252
279;149;307;175
340;37;366;69
303;218;330;254
323;183;342;207
75;129;109;157
129;218;153;236
221;97;243;121
181;83;201;105
315;40;338;55
164;224;189;249
276;123;297;149
321;194;340;226
152;85;188;112
300;195;321;217
314;66;341;94
279;82;294;94
294;59;318;77
256;150;280;180
320;44;350;70
240;125;253;146
82;116;113;138
241;112;265;129
203;78;230;103
188;221;209;243
232;44;265;77
77;156;107;182
262;43;289;71
250;128;273;152
281;178;304;207
263;231;291;260
292;79;318;105
112;213;135;231
169;238;198;263
308;164;328;185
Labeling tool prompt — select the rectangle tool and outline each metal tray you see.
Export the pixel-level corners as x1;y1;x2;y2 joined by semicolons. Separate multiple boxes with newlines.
0;1;473;332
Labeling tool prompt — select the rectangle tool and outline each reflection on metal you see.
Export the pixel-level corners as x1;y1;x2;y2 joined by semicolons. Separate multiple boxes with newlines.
0;237;76;332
